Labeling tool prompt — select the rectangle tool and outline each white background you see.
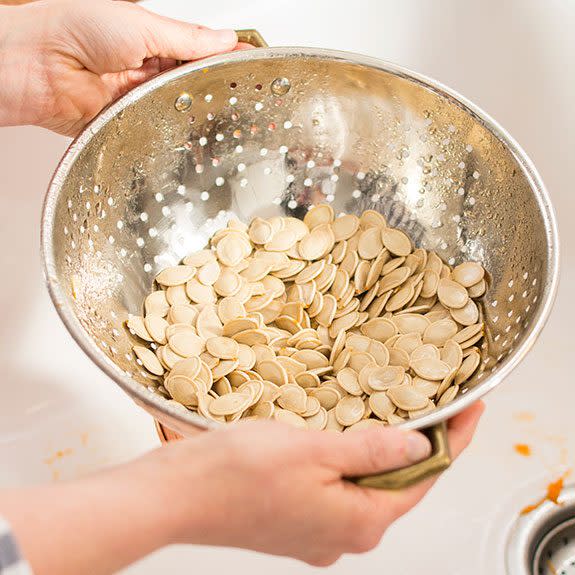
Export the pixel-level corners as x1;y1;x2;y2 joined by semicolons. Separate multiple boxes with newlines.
0;1;573;573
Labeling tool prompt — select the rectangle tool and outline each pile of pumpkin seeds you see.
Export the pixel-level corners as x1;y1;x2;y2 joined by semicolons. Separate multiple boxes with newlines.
127;205;486;431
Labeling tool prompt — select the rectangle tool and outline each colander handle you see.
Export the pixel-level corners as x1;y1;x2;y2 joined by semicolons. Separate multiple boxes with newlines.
350;422;451;489
235;29;268;48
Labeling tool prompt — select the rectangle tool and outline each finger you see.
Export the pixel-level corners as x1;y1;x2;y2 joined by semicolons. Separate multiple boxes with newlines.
158;57;179;73
140;9;238;61
446;400;485;458
101;59;166;101
234;42;258;51
318;426;432;477
377;402;485;519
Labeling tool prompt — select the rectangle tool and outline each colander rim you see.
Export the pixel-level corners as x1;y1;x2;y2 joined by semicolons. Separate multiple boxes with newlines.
41;46;560;432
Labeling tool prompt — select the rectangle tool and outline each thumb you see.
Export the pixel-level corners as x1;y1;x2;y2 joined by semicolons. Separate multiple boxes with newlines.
319;426;432;477
140;11;238;61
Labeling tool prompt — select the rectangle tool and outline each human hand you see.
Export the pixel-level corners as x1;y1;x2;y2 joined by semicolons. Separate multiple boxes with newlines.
0;403;482;574
138;402;484;567
0;0;240;136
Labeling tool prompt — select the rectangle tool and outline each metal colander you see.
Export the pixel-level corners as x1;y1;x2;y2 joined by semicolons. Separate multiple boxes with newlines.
41;38;559;485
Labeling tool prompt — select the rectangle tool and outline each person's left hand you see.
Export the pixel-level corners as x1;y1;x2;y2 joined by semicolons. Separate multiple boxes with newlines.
0;0;241;135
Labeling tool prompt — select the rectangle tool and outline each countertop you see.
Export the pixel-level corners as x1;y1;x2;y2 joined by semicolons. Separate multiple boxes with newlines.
0;0;573;573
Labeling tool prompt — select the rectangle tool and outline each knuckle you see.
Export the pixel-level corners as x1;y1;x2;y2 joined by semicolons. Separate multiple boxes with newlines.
363;430;389;470
307;554;340;567
387;490;425;520
344;498;386;553
349;525;384;553
307;433;329;460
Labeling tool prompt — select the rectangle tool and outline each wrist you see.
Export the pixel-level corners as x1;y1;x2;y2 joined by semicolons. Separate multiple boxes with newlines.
117;442;209;546
133;440;230;546
0;4;49;128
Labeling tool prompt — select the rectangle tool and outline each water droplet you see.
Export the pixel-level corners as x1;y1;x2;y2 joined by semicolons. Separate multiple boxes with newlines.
174;93;192;111
271;77;291;96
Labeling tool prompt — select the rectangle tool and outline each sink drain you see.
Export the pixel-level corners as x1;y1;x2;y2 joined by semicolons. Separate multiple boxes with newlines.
506;484;575;575
534;517;575;575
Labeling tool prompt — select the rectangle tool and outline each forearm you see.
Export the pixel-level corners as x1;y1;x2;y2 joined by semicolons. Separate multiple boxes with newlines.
0;456;182;575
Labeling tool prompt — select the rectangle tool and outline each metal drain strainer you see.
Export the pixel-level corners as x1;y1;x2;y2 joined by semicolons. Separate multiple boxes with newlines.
507;484;575;575
535;518;575;575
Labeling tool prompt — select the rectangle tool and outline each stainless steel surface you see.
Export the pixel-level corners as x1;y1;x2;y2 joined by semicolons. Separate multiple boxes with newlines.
41;47;559;437
506;484;575;575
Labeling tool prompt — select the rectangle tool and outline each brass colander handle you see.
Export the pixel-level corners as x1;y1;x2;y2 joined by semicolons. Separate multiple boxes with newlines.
235;29;268;48
352;422;451;489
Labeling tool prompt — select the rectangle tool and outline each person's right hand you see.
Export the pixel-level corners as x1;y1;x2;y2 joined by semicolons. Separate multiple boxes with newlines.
132;402;484;566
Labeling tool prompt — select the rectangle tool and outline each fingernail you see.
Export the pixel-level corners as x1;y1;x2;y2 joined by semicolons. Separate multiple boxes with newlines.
405;432;432;462
211;29;238;45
